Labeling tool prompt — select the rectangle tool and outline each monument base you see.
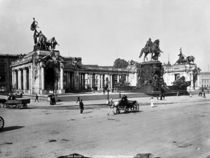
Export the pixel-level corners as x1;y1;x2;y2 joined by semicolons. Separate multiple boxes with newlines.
137;60;164;94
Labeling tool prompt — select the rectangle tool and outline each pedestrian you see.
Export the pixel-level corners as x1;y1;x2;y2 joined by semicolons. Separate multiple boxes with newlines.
203;91;206;98
150;96;155;108
76;96;80;103
35;93;39;102
79;99;84;114
160;86;165;100
201;87;206;98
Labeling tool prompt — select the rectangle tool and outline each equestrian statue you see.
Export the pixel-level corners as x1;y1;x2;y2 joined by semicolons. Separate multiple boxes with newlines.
139;38;163;61
30;18;59;51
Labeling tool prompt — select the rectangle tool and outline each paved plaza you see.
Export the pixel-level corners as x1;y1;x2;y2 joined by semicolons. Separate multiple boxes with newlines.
0;94;210;158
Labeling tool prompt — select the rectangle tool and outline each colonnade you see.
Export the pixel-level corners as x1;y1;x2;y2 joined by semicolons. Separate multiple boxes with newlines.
63;70;129;92
12;66;31;93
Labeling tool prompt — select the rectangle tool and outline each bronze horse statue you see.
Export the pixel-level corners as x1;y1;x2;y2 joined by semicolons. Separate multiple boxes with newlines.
139;39;162;61
34;32;58;51
186;56;195;64
47;37;59;50
176;55;195;64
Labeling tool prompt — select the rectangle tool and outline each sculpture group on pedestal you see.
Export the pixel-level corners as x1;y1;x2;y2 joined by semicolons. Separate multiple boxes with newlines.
176;48;195;64
138;38;165;93
30;18;59;51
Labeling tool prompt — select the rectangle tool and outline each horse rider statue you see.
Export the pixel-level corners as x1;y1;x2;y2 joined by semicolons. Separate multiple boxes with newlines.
139;38;162;61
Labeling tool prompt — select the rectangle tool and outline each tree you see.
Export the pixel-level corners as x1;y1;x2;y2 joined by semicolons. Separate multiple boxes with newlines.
113;58;129;68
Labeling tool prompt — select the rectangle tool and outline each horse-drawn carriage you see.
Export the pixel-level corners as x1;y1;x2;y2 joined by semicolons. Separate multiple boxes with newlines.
0;94;30;109
4;99;30;109
109;95;139;114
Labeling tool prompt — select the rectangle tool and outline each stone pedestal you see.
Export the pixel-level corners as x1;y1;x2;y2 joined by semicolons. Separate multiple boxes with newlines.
137;61;164;94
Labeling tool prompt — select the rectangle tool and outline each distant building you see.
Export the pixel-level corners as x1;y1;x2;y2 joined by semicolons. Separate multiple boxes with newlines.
197;72;210;89
0;54;19;94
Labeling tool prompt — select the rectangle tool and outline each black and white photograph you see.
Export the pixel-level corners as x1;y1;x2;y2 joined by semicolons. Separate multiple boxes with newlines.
0;0;210;158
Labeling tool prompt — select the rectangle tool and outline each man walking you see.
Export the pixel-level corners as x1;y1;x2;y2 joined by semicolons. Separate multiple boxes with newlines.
35;93;39;102
79;99;84;114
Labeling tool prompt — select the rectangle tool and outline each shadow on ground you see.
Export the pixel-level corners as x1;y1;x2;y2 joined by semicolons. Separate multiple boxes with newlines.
0;126;24;133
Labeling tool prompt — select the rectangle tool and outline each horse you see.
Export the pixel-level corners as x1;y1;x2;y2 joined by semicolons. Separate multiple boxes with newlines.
47;37;59;50
36;31;48;50
139;47;151;61
139;39;162;61
186;56;195;64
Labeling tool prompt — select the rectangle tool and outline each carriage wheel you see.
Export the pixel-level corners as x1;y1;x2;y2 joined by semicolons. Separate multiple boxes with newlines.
0;116;4;129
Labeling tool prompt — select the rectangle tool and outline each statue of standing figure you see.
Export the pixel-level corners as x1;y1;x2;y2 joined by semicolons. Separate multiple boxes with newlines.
176;48;185;64
30;18;39;45
139;38;163;61
30;18;59;51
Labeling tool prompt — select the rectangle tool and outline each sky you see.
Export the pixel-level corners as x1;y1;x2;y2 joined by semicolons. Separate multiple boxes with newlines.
0;0;210;71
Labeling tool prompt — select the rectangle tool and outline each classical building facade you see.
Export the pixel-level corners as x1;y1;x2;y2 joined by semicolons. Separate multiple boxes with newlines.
11;50;137;94
163;48;200;90
163;63;199;90
0;54;19;94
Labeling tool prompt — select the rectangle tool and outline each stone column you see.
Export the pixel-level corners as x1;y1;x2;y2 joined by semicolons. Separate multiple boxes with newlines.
23;68;27;92
126;74;129;83
110;74;113;90
60;67;63;90
89;74;93;89
117;75;120;83
57;66;65;94
190;72;194;90
84;74;88;89
101;75;103;89
18;69;22;90
97;74;101;90
29;66;33;94
102;74;105;88
41;66;45;90
12;70;15;90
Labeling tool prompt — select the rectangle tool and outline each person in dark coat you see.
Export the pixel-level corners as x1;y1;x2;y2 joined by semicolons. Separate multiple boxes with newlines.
79;99;84;114
35;93;39;102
